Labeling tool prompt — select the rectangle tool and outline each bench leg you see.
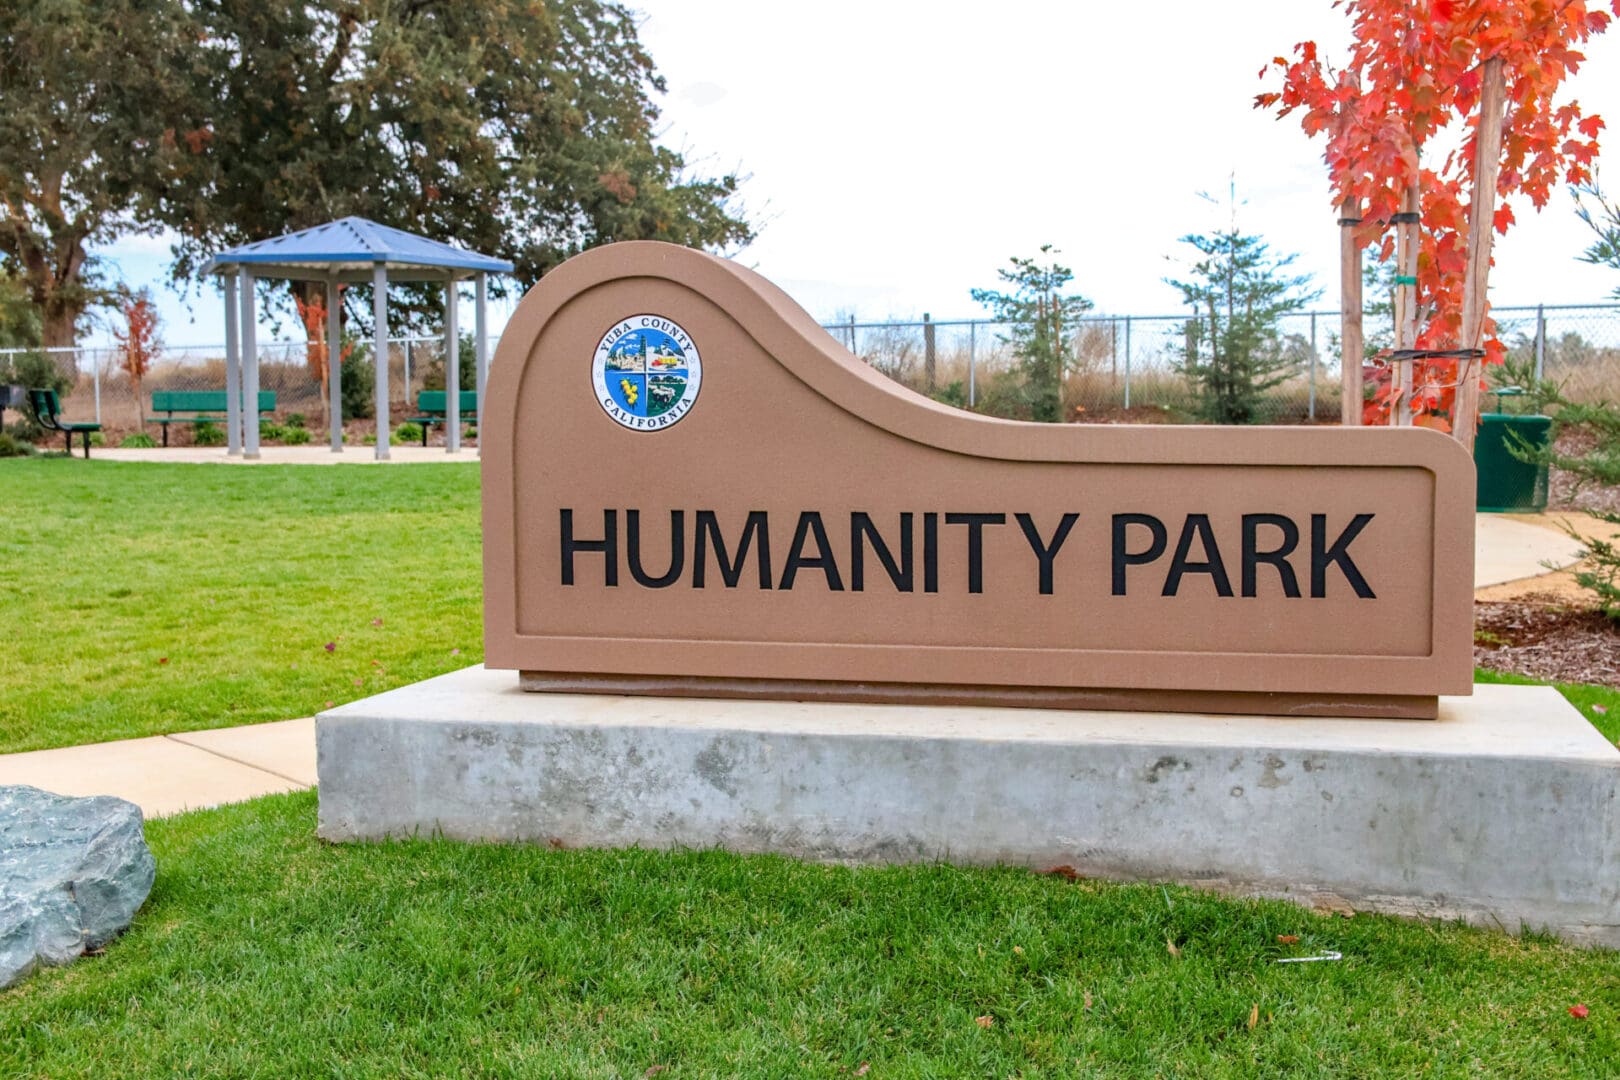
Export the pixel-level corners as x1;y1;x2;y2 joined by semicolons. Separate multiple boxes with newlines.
162;424;168;448
63;430;71;455
82;431;92;459
422;422;429;447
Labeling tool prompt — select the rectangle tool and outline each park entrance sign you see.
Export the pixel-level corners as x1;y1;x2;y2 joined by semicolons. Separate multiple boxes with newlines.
481;242;1475;719
324;242;1618;947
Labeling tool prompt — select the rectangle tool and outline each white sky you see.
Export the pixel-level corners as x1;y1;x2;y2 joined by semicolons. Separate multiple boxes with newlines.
95;0;1620;347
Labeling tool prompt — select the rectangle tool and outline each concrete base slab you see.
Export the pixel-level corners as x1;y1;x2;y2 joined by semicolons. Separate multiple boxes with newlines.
317;667;1620;948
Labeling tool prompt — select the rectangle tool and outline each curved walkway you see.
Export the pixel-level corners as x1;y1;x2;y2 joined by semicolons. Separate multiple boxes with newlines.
0;513;1593;819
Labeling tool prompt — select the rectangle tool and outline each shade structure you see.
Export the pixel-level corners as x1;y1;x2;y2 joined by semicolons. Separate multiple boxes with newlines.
208;217;513;460
205;216;513;282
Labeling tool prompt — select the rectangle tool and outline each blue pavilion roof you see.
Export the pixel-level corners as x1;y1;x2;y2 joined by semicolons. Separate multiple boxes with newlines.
205;216;513;281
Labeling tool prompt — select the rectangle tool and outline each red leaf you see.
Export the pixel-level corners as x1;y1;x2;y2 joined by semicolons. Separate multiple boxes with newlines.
1570;1004;1590;1019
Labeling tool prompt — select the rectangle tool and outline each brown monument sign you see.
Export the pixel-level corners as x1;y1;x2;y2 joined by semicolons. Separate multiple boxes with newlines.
483;242;1475;719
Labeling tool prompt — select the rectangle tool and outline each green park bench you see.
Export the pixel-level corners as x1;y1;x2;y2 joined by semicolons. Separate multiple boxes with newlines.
150;390;276;446
407;390;478;446
28;387;101;458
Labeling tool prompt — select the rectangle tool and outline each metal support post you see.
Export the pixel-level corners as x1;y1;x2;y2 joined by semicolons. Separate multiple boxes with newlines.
373;263;390;461
224;271;242;454
445;278;461;453
328;277;343;452
241;270;259;458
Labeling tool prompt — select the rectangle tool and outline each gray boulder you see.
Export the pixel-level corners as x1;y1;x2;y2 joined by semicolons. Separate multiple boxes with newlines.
0;786;155;989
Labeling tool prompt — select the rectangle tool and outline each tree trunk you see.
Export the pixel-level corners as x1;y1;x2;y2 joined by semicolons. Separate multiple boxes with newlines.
41;305;82;350
1454;55;1508;452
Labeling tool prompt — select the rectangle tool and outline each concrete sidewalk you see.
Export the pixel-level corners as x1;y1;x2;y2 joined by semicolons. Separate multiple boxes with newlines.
0;719;315;818
0;513;1593;820
93;445;481;464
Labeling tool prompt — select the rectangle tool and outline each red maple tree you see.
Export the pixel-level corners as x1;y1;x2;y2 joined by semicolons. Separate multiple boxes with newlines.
1259;1;1615;436
295;289;353;420
114;291;162;425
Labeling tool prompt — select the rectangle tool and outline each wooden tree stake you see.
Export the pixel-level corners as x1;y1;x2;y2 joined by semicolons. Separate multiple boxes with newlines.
1454;56;1507;452
1393;182;1421;426
1340;200;1364;426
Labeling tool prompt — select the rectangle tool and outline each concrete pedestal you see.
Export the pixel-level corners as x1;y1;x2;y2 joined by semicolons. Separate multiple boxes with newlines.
317;667;1620;948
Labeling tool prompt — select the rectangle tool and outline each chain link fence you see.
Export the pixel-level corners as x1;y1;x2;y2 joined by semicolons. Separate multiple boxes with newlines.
822;303;1620;422
5;303;1619;439
2;335;483;441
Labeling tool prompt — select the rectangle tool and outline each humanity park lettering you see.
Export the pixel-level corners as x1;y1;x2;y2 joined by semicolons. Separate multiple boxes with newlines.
558;509;1378;599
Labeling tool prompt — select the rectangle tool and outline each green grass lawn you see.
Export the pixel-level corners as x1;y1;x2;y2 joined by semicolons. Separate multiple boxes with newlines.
2;790;1615;1078
3;458;1619;1075
0;459;482;754
5;457;1617;756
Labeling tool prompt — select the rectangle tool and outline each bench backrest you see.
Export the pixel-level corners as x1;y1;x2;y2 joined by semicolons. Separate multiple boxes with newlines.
26;388;63;428
151;390;276;413
415;390;479;415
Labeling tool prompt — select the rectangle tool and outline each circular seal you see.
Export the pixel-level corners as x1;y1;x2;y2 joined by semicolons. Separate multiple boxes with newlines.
591;315;703;431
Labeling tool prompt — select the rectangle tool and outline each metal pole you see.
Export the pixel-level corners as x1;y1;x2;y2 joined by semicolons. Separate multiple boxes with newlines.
403;339;412;400
92;350;101;425
968;321;977;408
224;271;242;455
241;270;260;458
1308;313;1317;420
1124;316;1132;410
1534;303;1546;381
922;313;935;392
445;278;461;453
373;263;390;461
327;277;343;453
475;272;489;453
1110;319;1118;394
848;315;856;351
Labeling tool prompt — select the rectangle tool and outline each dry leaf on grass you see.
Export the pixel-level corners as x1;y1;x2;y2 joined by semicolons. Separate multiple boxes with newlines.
1276;934;1299;945
1166;938;1182;959
1247;1003;1260;1030
975;1015;994;1029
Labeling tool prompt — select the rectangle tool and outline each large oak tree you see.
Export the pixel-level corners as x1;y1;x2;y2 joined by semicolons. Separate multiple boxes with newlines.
160;1;752;327
0;1;194;348
3;1;751;348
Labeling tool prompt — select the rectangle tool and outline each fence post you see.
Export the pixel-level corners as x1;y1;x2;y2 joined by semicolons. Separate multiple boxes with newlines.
1534;304;1546;381
1123;316;1132;410
1308;313;1317;421
403;339;412;397
92;351;101;426
968;321;977;408
848;315;856;352
1110;319;1118;396
923;313;936;392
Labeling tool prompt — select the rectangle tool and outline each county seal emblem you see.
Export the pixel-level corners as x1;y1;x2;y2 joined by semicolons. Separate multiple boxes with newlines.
591;315;703;431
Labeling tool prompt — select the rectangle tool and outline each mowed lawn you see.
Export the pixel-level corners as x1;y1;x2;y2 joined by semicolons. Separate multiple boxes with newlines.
3;459;1620;1075
0;459;482;754
2;790;1616;1078
3;457;1619;754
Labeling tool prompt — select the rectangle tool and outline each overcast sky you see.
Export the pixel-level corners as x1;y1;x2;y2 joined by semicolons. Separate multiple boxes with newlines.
96;0;1620;346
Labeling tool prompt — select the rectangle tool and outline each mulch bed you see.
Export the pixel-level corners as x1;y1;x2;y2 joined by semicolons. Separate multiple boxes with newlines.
1549;427;1620;517
1474;597;1620;689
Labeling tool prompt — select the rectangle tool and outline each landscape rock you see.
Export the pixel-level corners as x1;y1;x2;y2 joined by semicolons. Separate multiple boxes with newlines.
0;785;155;989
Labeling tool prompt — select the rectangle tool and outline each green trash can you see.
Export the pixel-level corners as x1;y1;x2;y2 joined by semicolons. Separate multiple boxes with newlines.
1474;391;1551;512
